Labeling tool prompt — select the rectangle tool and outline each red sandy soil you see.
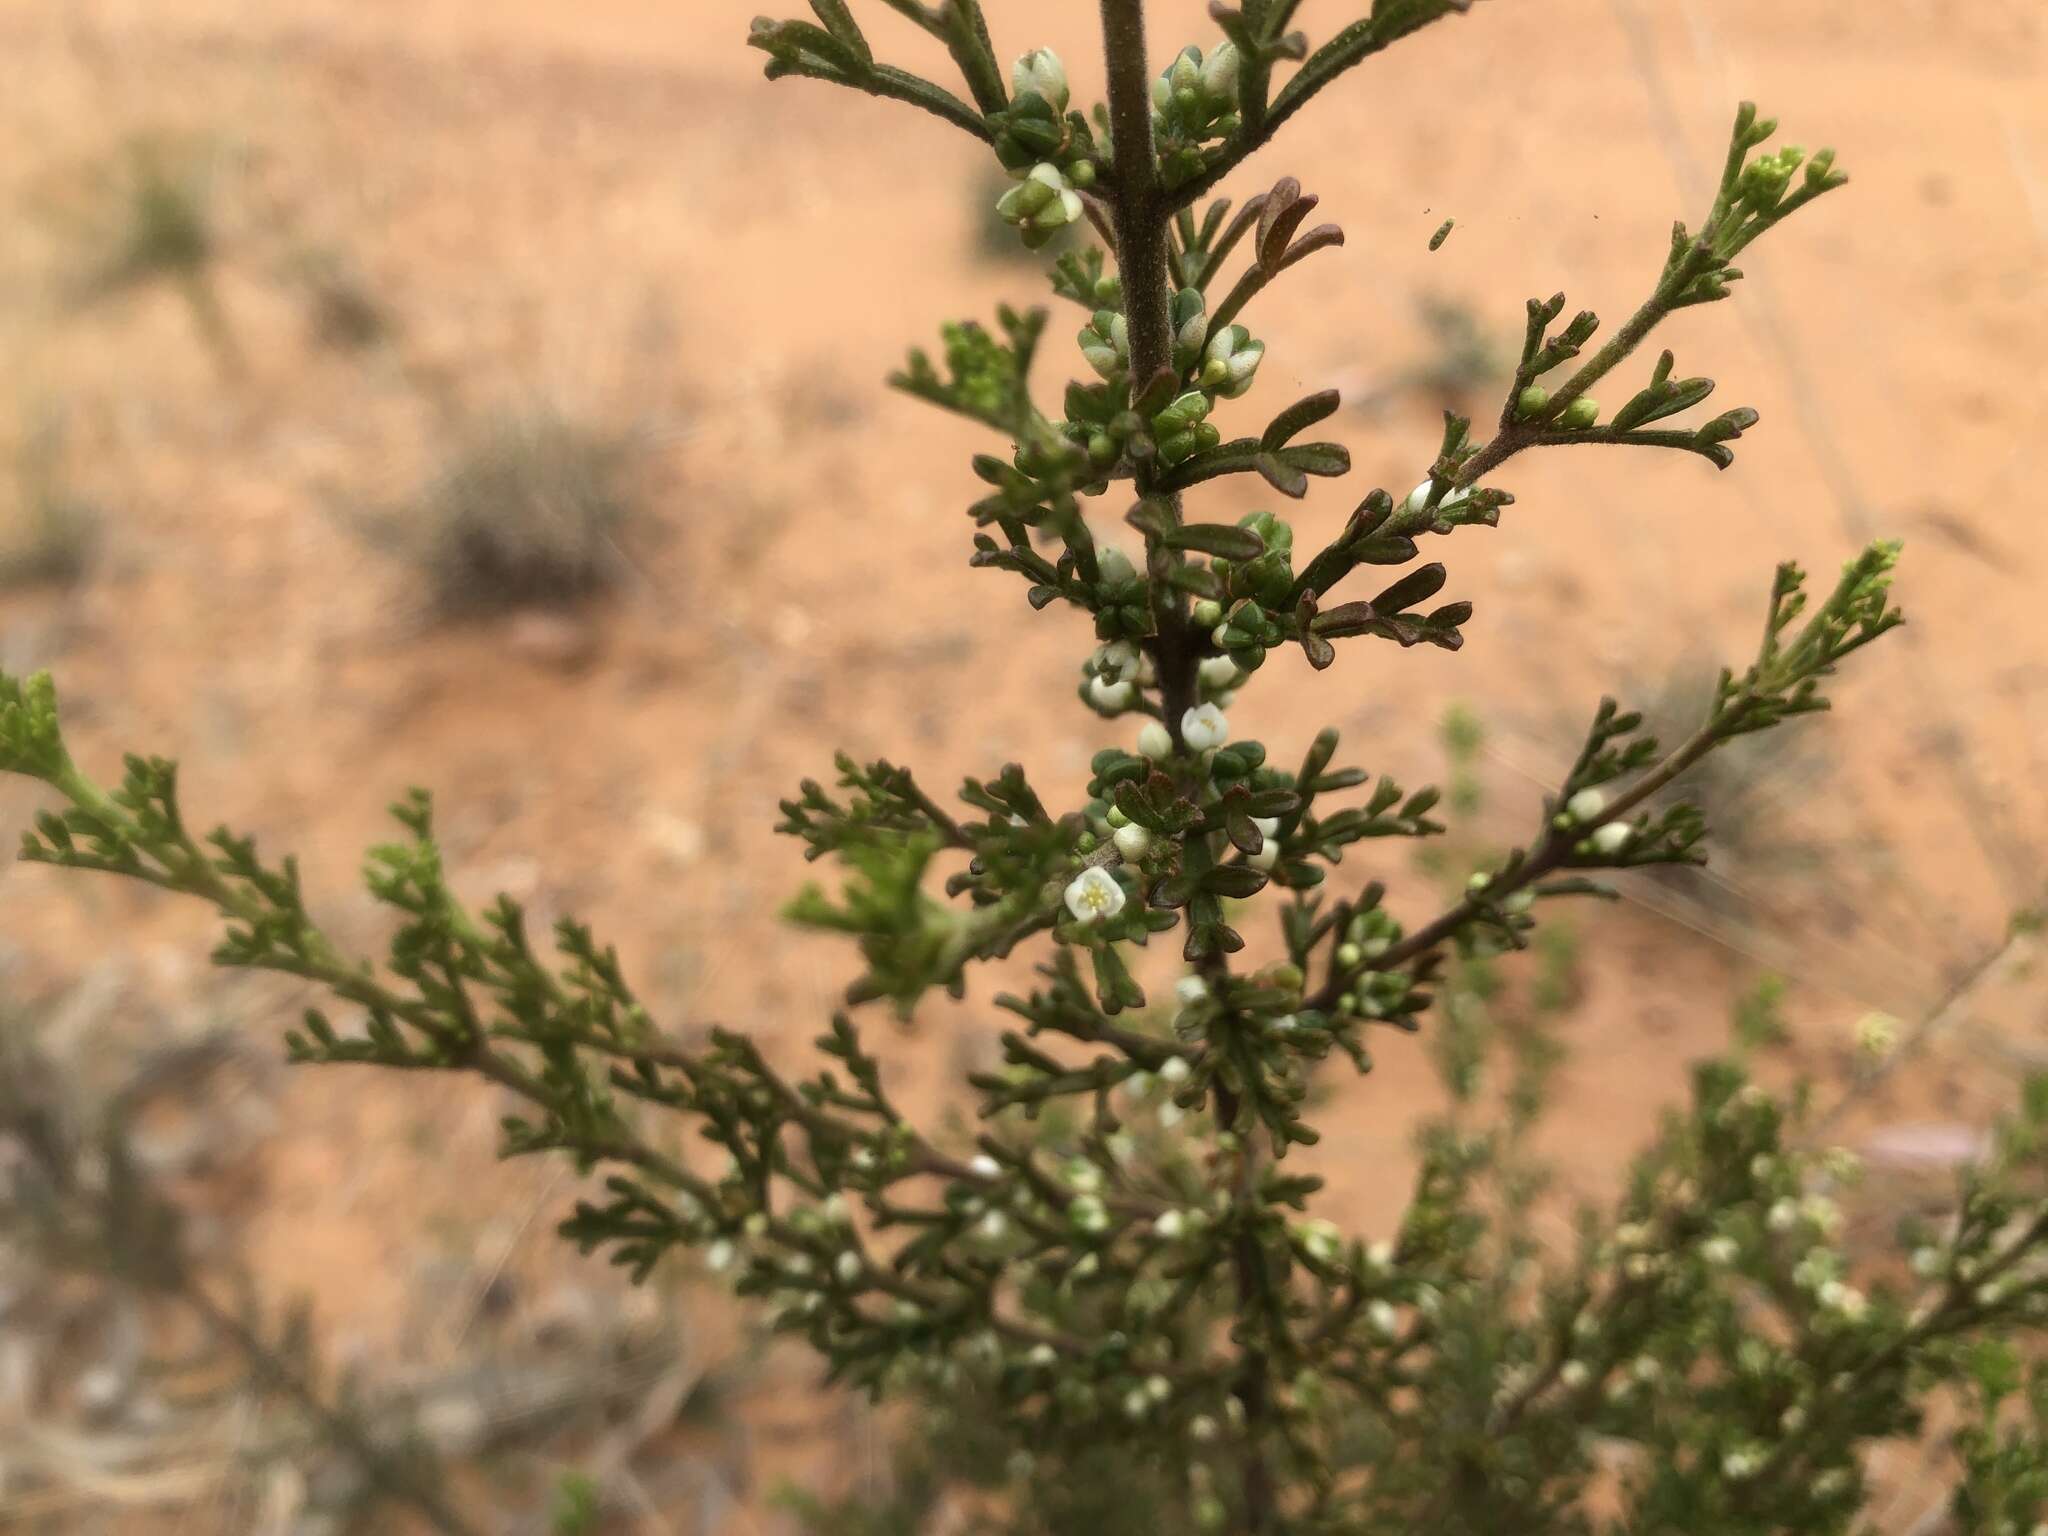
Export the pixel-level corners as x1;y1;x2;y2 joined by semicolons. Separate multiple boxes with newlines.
1;0;2044;1527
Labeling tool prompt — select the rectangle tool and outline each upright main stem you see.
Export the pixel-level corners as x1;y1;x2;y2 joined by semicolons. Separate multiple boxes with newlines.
1097;3;1277;1530
1098;0;1197;745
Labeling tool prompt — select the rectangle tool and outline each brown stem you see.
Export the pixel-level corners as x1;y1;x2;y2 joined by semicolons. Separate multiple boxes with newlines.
1099;4;1275;1528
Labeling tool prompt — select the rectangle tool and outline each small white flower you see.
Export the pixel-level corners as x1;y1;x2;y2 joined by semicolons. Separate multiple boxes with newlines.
836;1250;863;1283
1780;1405;1807;1433
1181;703;1229;751
1158;1101;1184;1128
850;1147;876;1171
1910;1245;1942;1277
1113;822;1154;860
1590;821;1633;856
1175;975;1209;1005
706;1239;736;1273
1701;1236;1740;1266
1123;1388;1151;1420
822;1194;849;1223
1722;1447;1764;1480
1767;1197;1800;1232
1089;674;1137;712
1027;1343;1058;1367
1188;1414;1218;1442
1145;1373;1171;1403
1366;1240;1395;1272
970;1154;1002;1180
1198;655;1241;691
1154;1209;1187;1240
1559;1360;1590;1389
1064;866;1127;924
1138;720;1174;759
1099;639;1141;681
1368;1299;1399;1338
1269;1013;1299;1034
1565;787;1606;822
978;1210;1010;1241
1159;1055;1192;1085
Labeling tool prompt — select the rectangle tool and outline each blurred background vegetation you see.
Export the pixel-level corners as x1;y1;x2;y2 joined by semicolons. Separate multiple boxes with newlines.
0;0;2042;1530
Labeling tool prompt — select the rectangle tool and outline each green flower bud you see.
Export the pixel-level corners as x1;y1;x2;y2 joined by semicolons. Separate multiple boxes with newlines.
1203;323;1264;398
1515;384;1550;418
1559;396;1599;429
1191;598;1224;628
1067;158;1096;189
1198;40;1240;105
1168;46;1202;101
1153;391;1211;435
997;163;1082;249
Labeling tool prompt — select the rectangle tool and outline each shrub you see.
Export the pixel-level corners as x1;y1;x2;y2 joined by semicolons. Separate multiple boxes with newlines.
373;408;638;615
6;5;2045;1533
0;415;101;590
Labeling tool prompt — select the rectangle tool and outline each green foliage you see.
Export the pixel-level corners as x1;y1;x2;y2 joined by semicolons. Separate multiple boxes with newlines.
3;4;2040;1533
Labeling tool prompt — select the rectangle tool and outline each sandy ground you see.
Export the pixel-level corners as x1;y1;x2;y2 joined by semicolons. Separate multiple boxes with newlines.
1;0;2045;1528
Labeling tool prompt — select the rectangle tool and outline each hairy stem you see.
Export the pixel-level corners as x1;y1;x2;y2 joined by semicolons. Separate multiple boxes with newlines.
1100;3;1276;1528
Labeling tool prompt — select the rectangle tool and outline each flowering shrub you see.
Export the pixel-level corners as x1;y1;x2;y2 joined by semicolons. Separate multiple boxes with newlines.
5;2;2047;1530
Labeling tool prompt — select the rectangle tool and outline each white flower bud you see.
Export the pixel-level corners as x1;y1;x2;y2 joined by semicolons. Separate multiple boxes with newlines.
1064;866;1127;924
1565;787;1606;822
1198;654;1241;691
836;1250;862;1282
1590;821;1633;856
1138;720;1174;759
1095;545;1137;586
1197;40;1239;101
1368;1299;1399;1338
1113;822;1154;860
1154;1209;1187;1240
969;1154;1002;1180
1701;1236;1739;1266
1175;975;1209;1005
1181;703;1229;751
1159;1054;1192;1085
978;1210;1009;1241
706;1239;736;1273
1028;1343;1058;1367
1146;1373;1171;1403
1559;1360;1590;1389
1010;47;1069;113
1247;842;1279;872
1188;1413;1218;1442
1089;674;1136;712
1366;1240;1395;1272
1767;1198;1799;1232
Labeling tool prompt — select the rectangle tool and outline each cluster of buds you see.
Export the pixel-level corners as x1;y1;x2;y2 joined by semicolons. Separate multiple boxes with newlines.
1151;388;1219;467
992;48;1096;186
996;162;1086;250
1151;43;1241;184
1556;785;1634;856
